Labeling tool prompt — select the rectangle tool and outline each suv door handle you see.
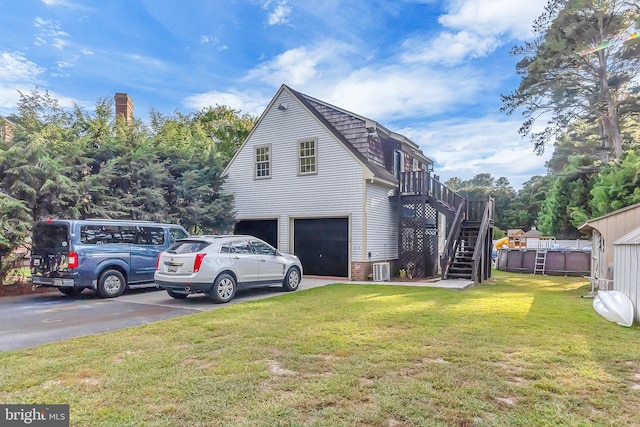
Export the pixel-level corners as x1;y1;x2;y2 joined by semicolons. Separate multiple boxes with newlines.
259;259;266;262
232;256;240;260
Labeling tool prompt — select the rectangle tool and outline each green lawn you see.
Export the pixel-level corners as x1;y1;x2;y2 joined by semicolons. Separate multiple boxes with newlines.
2;270;640;426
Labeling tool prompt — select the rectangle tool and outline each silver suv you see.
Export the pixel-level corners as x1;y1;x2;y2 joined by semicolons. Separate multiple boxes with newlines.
154;235;303;303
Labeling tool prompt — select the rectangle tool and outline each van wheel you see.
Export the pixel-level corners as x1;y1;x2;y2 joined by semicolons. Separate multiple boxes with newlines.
59;287;84;296
209;274;236;303
97;270;126;298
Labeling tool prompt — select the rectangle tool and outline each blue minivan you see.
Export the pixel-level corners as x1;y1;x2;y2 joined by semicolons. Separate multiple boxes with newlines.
30;219;189;298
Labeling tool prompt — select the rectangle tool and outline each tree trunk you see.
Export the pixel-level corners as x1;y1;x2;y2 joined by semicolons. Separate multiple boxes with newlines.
596;49;624;162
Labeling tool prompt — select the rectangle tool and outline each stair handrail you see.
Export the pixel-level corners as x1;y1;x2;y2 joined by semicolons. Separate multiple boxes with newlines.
440;199;466;278
470;197;494;282
399;171;465;214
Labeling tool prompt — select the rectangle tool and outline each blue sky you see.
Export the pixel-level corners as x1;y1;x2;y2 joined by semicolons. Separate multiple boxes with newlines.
0;0;552;189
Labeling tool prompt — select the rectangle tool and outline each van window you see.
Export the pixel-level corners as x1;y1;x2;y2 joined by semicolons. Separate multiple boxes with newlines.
32;223;69;250
80;225;126;245
137;227;165;245
169;228;188;243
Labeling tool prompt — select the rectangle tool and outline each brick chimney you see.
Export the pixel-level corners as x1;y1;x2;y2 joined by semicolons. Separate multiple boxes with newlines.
114;93;134;122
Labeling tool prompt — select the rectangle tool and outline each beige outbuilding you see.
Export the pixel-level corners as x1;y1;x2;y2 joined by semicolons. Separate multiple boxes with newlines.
578;203;640;290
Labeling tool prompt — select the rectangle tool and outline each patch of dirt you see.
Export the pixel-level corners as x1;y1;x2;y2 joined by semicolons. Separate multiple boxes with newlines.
267;359;297;376
359;378;375;387
511;376;526;386
302;354;340;361
425;357;450;364
495;396;516;406
113;350;143;363
58;369;101;387
183;358;212;369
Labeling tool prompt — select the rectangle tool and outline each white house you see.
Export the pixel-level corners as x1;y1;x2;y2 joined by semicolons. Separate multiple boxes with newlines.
222;85;441;280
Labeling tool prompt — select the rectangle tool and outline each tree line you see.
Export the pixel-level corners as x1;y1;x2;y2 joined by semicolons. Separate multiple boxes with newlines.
450;0;640;240
1;1;639;281
0;90;256;280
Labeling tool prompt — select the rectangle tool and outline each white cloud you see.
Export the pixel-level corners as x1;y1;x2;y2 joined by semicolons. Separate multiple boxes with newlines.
0;51;44;83
323;65;487;121
34;17;71;50
400;117;552;189
245;40;355;87
183;90;271;117
200;35;213;44
268;1;292;25
0;85;82;112
240;39;496;123
439;0;547;39
53;60;74;76
80;48;93;55
401;31;500;65
400;0;547;65
41;0;73;7
40;0;90;11
127;54;168;70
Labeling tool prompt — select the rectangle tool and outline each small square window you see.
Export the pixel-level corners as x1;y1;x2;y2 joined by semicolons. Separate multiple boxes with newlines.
299;139;317;175
255;145;271;179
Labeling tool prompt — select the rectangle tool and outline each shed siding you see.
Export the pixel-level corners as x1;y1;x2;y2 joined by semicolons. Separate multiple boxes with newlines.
224;89;365;261
586;205;640;281
613;244;640;323
365;182;398;262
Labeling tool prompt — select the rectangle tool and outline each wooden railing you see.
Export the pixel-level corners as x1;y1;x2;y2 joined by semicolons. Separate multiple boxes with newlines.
470;197;495;283
440;200;466;279
399;171;464;211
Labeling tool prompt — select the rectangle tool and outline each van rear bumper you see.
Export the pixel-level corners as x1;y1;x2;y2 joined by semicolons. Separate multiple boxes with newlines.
31;277;76;287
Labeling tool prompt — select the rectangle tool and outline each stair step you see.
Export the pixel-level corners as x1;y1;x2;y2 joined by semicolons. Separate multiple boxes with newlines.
447;273;473;279
449;269;472;274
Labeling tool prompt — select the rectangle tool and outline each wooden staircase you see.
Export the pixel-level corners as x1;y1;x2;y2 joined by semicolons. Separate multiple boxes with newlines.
396;171;494;283
439;197;494;283
446;221;480;279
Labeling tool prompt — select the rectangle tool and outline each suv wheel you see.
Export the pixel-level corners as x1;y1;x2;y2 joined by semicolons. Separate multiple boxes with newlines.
210;273;236;303
97;269;126;298
282;267;301;292
167;290;188;299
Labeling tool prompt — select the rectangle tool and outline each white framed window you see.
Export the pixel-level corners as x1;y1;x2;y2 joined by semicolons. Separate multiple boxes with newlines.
255;144;271;179
298;138;317;175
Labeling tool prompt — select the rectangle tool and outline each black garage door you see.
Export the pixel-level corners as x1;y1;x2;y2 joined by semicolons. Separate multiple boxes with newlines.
234;219;278;248
294;218;348;277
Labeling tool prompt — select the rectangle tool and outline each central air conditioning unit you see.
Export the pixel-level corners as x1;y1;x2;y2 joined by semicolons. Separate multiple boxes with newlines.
373;262;390;282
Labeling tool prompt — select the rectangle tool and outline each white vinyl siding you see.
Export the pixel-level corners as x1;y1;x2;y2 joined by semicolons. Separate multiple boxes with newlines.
365;182;398;261
254;144;271;179
224;89;365;262
298;138;317;175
